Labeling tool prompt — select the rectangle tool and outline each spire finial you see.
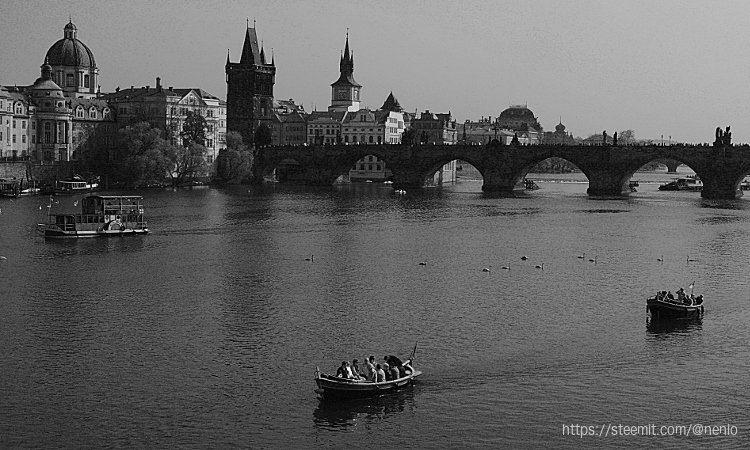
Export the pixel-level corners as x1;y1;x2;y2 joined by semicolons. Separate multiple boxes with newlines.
254;18;257;28
246;18;249;28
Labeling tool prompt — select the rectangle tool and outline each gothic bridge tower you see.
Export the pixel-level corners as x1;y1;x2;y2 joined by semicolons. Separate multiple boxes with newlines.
226;23;276;145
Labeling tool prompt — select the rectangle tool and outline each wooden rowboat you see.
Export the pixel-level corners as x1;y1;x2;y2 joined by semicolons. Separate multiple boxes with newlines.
315;360;422;400
647;292;704;320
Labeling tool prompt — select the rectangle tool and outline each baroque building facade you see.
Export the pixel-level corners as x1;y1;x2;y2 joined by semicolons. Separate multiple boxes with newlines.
0;21;114;162
104;78;226;163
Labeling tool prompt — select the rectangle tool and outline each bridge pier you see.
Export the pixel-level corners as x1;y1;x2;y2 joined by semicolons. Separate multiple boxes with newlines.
701;180;743;200
585;169;631;197
665;160;681;173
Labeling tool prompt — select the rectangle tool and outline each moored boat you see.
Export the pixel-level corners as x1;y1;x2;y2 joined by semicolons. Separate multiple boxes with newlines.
54;176;98;195
315;359;422;400
647;290;704;320
0;178;21;198
41;195;148;238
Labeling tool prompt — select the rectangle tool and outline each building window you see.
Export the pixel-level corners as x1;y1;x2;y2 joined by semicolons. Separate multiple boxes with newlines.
89;109;97;119
13;134;16;143
31;135;35;143
76;108;84;118
66;74;74;87
84;74;90;88
207;139;213;147
22;135;26;144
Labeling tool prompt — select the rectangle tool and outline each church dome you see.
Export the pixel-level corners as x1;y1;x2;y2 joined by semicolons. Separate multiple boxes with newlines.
497;105;542;132
45;21;97;69
498;105;536;122
555;121;566;133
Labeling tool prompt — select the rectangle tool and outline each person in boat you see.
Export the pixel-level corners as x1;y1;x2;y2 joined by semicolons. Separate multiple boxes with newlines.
351;359;366;381
381;359;391;381
365;356;376;381
336;361;354;379
385;355;406;377
667;291;674;301
375;364;386;382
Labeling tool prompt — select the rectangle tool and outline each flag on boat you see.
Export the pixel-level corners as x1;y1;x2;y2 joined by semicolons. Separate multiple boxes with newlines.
689;281;695;289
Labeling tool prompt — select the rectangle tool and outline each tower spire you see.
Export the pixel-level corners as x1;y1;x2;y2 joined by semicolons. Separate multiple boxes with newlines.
240;23;259;64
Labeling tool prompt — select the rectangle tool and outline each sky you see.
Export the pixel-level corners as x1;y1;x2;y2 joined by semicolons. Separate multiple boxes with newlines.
2;0;750;143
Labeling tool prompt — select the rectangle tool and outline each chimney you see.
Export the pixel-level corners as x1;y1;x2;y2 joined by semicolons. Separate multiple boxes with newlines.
131;86;134;90
169;86;173;91
156;77;162;92
146;86;150;92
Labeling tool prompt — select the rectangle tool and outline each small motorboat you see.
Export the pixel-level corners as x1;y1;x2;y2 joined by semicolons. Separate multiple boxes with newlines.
315;359;422;400
647;290;704;320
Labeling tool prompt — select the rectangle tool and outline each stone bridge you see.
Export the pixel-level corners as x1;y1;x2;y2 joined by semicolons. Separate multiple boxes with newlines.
255;142;750;199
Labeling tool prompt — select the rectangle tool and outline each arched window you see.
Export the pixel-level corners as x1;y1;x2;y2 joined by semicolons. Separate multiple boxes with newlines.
89;108;97;119
76;107;84;118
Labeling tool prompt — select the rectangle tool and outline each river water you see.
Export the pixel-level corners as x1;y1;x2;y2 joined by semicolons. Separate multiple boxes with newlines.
1;169;749;449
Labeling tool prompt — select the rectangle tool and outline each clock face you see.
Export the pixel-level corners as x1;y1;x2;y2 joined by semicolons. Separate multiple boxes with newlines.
336;89;348;100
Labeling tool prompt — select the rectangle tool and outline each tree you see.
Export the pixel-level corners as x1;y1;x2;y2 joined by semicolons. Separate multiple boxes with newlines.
180;111;207;147
114;121;171;187
253;123;273;148
216;131;252;183
401;128;417;145
166;142;208;186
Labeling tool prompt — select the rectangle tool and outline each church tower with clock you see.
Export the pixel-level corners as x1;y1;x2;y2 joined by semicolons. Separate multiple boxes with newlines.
226;22;276;145
328;33;362;113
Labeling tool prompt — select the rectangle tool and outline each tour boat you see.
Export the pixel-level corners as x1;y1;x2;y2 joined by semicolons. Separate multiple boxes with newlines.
55;177;98;195
315;359;421;400
41;195;148;239
647;291;704;320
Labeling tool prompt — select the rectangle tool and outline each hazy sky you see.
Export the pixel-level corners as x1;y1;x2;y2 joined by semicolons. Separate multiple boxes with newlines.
2;0;750;143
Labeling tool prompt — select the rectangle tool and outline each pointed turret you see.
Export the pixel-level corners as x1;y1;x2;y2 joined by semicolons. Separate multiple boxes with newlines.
226;49;230;66
381;91;403;112
260;45;266;64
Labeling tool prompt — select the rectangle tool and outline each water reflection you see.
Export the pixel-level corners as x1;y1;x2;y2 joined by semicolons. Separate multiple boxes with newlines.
646;317;703;335
312;390;416;431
